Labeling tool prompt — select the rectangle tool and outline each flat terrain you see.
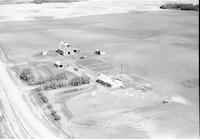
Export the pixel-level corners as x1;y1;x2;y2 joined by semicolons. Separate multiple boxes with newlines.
0;10;199;139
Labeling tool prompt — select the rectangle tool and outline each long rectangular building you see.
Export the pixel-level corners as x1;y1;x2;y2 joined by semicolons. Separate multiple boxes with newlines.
96;74;123;89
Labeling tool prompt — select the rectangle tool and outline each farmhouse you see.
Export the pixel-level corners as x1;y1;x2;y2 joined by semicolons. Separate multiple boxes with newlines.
57;41;80;56
96;74;124;88
57;41;73;56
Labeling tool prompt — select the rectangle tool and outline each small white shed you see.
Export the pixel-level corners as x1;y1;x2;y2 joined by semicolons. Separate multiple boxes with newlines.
54;61;63;67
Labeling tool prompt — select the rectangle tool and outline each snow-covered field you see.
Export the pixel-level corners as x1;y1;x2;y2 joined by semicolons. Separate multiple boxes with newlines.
0;0;199;22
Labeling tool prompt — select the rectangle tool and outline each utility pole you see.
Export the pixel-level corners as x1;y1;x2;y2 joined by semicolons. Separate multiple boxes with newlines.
120;64;123;79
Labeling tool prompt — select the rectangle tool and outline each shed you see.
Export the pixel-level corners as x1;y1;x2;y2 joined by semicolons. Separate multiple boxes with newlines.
95;49;106;55
54;61;63;68
41;51;48;55
73;48;80;53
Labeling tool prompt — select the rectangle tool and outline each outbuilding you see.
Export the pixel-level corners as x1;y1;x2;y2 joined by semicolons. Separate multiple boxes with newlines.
73;48;80;53
96;74;123;89
41;51;48;55
54;61;63;68
94;49;106;55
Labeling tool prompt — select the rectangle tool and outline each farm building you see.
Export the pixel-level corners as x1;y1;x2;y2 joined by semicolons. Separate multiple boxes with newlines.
96;74;124;88
57;41;73;56
54;61;63;68
73;48;80;53
41;51;48;55
95;49;106;55
57;41;80;56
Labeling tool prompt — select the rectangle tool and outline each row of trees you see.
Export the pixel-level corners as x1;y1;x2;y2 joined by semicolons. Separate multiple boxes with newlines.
38;92;48;103
38;93;61;121
33;0;43;4
35;72;68;85
20;68;90;91
20;69;68;86
39;76;90;91
69;76;90;86
39;80;68;91
160;3;199;11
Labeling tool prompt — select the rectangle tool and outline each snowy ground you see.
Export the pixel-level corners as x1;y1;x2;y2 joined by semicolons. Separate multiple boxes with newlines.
0;0;199;22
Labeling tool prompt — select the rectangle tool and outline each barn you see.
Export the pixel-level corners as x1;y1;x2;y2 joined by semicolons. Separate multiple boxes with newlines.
96;74;124;89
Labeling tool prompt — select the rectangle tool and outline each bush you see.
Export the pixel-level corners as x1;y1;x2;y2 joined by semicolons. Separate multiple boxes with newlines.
47;104;53;109
20;69;36;85
54;115;61;121
50;110;61;121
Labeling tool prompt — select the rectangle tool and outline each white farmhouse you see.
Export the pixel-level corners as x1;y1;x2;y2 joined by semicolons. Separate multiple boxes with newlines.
57;41;80;56
57;41;74;56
